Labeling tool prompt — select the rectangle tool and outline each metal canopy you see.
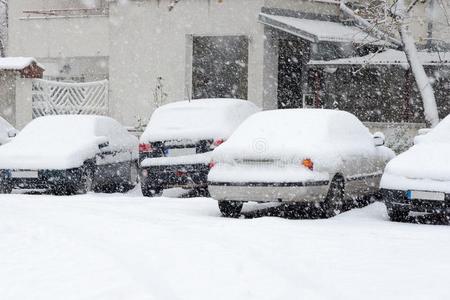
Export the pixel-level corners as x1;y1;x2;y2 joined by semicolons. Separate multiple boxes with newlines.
258;13;385;45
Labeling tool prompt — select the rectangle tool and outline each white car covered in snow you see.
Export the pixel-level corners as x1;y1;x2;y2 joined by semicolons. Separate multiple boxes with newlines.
208;109;395;217
139;99;259;197
0;115;139;195
381;115;450;222
0;116;18;145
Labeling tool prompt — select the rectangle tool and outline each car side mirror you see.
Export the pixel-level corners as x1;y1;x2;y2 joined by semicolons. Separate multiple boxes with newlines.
98;141;110;150
373;132;385;147
7;130;17;138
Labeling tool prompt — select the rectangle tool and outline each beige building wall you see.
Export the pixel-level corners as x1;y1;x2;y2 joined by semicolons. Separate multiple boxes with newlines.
108;0;267;126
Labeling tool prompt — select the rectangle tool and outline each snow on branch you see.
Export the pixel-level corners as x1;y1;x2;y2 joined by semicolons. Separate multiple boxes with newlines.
395;0;440;127
340;2;402;47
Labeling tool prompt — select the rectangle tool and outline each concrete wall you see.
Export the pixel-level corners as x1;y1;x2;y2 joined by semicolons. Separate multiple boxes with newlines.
108;0;267;126
0;72;16;125
8;1;109;59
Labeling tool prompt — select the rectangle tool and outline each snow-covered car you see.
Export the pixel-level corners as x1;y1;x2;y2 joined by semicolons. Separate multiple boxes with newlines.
0;116;18;145
381;115;450;222
208;109;395;217
0;115;139;195
139;99;260;197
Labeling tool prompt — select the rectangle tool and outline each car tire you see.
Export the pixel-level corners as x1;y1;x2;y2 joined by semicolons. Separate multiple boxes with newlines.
118;162;139;193
77;166;95;194
193;187;210;198
322;176;345;218
387;206;409;222
0;183;12;194
141;184;163;197
218;200;243;218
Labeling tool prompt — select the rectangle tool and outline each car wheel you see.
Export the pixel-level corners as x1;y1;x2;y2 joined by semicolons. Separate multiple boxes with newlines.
387;206;409;222
322;176;345;218
218;200;243;218
0;183;12;194
119;162;139;193
192;187;210;198
141;184;163;197
78;166;95;194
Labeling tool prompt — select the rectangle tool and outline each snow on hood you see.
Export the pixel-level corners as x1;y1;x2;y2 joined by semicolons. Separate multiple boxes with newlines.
384;115;450;182
211;109;375;170
140;99;260;142
0;115;108;170
383;143;450;182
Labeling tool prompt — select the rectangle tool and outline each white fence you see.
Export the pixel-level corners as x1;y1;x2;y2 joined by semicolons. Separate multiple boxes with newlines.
32;79;109;118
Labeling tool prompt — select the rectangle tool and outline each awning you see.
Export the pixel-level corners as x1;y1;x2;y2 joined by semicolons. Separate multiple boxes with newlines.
258;13;385;45
308;49;450;67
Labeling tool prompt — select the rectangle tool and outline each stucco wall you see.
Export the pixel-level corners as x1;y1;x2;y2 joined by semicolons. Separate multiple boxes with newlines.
108;0;267;126
8;1;109;58
0;72;16;125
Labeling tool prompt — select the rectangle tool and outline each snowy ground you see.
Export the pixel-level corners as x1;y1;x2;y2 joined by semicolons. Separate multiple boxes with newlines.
0;188;449;300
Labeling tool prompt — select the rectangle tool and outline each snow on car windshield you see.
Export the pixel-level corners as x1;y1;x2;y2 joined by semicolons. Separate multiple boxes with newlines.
14;115;98;143
141;99;258;142
214;109;336;158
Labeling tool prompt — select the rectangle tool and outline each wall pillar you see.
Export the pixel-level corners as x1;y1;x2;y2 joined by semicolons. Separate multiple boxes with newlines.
15;77;33;129
262;27;279;110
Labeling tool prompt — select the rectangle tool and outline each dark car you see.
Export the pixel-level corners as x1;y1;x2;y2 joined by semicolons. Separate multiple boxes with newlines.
0;115;139;195
380;115;450;222
139;98;259;197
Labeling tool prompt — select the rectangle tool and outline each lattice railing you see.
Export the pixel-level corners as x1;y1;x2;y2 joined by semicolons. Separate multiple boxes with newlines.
32;79;109;118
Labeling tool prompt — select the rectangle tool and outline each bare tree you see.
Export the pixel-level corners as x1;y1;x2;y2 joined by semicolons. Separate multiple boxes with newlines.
341;0;441;127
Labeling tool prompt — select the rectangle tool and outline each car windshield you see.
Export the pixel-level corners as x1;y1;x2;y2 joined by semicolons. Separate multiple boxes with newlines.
15;116;97;144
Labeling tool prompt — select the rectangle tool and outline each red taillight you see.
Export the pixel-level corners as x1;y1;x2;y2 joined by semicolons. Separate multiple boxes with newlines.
302;159;314;171
208;160;216;169
139;143;153;153
210;138;225;149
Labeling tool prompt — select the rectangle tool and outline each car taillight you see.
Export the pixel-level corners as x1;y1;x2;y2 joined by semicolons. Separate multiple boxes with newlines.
139;143;153;153
210;138;225;149
208;160;216;169
302;159;314;171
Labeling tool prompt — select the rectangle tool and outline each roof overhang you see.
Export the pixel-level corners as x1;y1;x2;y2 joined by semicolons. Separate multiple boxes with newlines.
258;13;388;46
0;57;45;78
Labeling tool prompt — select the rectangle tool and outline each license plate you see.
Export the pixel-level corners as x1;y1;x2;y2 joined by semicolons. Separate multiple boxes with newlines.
166;147;196;157
406;190;445;201
11;170;39;178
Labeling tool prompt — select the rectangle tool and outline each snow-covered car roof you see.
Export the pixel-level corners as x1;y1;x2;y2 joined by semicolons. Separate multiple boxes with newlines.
0;115;137;170
140;99;260;142
212;109;375;160
0;116;17;145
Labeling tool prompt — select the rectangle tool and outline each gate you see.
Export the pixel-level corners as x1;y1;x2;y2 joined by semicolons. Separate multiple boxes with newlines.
32;79;109;118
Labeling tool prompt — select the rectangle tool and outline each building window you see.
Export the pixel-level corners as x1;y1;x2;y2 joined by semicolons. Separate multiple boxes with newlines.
192;36;248;100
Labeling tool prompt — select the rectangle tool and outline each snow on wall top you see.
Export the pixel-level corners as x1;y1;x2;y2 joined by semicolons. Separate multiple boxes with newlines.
309;49;450;66
259;13;383;45
0;57;39;70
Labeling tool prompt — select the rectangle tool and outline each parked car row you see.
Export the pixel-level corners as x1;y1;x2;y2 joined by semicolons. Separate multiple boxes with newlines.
0;98;448;223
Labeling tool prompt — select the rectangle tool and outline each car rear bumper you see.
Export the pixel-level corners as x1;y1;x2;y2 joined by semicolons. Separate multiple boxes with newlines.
208;180;330;202
381;188;450;214
140;163;209;189
0;168;83;189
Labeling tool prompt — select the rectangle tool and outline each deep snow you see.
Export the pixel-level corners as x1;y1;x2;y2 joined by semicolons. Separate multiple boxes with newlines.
0;189;449;300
